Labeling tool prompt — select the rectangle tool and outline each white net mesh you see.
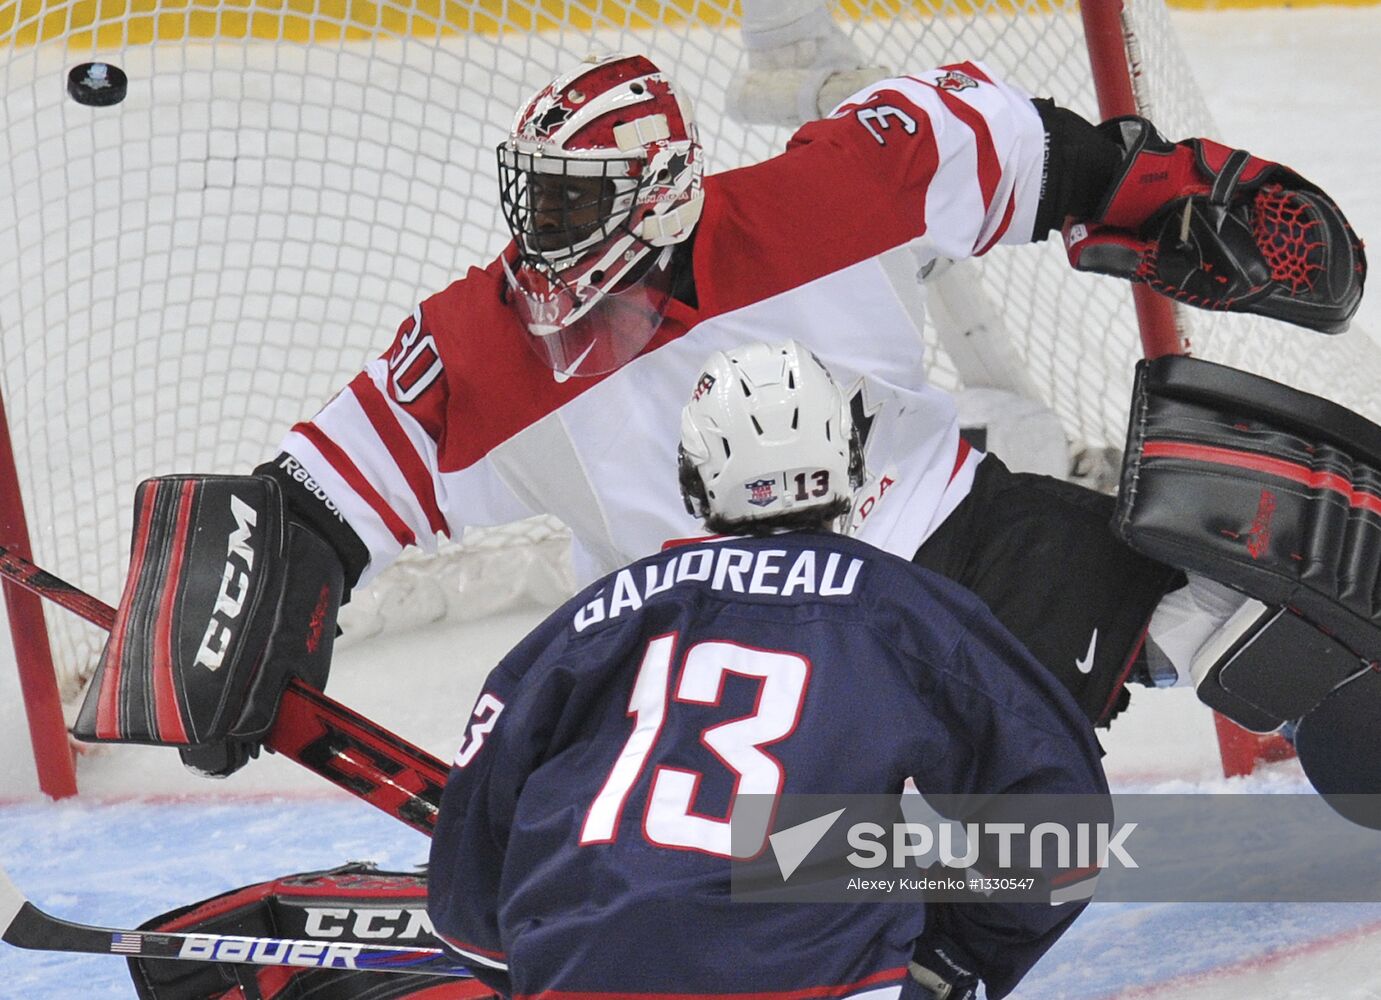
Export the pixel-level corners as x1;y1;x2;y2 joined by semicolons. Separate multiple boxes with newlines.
1;0;1377;699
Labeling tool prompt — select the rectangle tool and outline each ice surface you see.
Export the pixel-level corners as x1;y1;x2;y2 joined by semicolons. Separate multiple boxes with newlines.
3;7;1381;997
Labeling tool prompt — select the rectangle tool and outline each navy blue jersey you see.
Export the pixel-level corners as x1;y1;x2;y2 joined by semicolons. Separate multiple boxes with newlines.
428;533;1108;999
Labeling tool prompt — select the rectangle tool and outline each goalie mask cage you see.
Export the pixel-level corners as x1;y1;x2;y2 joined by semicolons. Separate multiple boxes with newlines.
3;0;1374;796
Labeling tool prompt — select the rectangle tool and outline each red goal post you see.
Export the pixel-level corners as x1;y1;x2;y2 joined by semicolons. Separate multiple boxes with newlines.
5;0;1378;797
1080;0;1300;780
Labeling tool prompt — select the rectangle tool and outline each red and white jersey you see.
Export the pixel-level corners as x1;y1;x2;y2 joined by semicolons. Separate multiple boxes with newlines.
280;63;1047;587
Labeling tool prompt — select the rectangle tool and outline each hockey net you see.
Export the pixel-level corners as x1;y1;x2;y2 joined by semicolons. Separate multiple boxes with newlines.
2;0;1376;788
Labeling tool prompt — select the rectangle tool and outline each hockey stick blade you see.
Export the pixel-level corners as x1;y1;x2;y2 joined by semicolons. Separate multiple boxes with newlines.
0;862;473;978
0;542;448;837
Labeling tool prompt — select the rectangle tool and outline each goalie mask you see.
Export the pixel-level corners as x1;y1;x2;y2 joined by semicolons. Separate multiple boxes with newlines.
679;340;865;532
498;52;704;377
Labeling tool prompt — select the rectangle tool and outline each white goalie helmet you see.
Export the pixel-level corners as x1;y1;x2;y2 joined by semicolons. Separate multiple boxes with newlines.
498;52;704;377
679;340;865;530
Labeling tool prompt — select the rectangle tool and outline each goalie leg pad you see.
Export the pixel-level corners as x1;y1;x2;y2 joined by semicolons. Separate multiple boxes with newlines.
1295;670;1381;830
1192;599;1368;733
1115;356;1381;720
126;862;493;1000
73;475;342;750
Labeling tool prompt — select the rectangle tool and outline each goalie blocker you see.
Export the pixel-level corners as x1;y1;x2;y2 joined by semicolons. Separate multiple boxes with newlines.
72;475;344;777
1116;356;1381;827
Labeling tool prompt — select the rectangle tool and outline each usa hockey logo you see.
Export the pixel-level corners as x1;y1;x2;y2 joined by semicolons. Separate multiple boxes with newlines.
745;478;778;508
693;372;716;400
935;70;978;93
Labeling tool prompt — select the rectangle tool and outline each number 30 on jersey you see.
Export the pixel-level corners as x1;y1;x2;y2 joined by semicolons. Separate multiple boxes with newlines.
389;304;445;404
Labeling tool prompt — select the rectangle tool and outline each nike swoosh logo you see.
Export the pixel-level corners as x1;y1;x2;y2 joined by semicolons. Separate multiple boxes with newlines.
552;342;596;384
1075;628;1098;675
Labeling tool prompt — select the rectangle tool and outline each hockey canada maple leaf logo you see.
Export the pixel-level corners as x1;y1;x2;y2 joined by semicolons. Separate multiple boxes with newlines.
847;380;882;452
521;93;573;139
532;103;572;137
935;70;979;93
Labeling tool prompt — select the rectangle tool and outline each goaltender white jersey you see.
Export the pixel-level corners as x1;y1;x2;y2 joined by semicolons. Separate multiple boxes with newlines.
279;63;1047;587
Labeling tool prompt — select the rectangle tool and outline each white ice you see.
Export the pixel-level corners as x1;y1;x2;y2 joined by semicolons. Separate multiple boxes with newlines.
3;6;1381;998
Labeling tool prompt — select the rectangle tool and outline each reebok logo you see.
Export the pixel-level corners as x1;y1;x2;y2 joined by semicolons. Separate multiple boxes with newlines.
1247;489;1277;559
280;455;346;523
306;584;333;654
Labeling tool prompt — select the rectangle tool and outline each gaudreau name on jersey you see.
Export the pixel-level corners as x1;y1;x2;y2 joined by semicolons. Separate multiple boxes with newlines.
574;546;865;632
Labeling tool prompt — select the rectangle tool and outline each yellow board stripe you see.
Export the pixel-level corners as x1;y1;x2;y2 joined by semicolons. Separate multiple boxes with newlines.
1169;0;1379;6
1;0;730;47
1;0;1376;48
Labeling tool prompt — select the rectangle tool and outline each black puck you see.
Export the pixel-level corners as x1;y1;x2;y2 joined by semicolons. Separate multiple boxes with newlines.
67;62;128;106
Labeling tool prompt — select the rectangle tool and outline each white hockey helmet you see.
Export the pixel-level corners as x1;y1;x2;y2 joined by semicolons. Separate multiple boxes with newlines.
498;53;704;377
679;340;864;531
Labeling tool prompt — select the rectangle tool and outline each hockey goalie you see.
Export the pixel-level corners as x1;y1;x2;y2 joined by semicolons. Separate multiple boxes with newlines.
63;22;1372;1000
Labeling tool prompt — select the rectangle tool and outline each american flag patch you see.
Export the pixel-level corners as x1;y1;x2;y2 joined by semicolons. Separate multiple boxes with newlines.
110;932;142;954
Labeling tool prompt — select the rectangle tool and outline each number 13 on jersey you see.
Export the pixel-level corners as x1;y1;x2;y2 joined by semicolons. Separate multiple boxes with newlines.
580;632;812;858
453;693;505;767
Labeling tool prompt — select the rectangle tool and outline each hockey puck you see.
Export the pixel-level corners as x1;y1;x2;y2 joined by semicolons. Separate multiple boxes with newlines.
67;62;128;106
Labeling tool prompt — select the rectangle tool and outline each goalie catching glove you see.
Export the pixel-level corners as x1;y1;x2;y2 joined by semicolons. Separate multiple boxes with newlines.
1064;117;1365;334
72;474;344;777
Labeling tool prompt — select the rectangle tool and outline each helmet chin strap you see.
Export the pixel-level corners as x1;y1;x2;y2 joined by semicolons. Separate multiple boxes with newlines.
612;114;671;150
637;192;705;244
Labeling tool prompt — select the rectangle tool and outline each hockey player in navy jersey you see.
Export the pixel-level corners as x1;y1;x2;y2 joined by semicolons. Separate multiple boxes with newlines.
427;340;1111;1000
77;47;1377;814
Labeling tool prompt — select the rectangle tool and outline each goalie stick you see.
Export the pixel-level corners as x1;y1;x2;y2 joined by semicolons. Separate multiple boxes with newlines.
0;861;480;982
0;543;449;837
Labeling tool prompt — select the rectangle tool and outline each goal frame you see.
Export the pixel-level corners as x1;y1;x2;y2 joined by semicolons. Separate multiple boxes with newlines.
2;0;1283;797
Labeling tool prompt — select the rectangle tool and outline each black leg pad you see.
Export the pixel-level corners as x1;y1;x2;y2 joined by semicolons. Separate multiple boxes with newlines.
1295;670;1381;829
1194;601;1367;732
